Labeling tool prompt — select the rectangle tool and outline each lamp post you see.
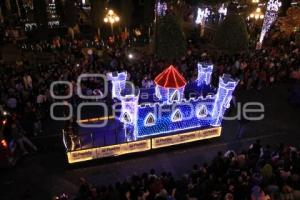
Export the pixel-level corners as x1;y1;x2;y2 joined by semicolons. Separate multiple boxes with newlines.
249;7;264;49
249;7;264;20
104;9;120;38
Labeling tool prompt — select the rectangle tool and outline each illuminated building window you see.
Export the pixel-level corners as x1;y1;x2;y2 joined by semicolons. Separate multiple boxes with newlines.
144;113;156;126
170;90;179;101
197;105;207;118
122;112;132;123
171;109;183;122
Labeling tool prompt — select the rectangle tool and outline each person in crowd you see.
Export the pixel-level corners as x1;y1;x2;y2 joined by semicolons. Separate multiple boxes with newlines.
67;142;300;200
11;120;38;155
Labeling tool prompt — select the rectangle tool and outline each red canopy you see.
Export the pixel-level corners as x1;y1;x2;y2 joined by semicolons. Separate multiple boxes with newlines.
154;65;187;89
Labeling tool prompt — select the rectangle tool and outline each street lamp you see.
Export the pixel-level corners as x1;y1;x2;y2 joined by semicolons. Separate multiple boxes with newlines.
103;9;120;38
252;0;259;3
249;7;264;20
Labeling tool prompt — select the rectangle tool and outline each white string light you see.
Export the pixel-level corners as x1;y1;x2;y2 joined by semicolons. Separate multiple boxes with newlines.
195;8;210;25
259;0;282;43
156;1;167;17
218;4;227;16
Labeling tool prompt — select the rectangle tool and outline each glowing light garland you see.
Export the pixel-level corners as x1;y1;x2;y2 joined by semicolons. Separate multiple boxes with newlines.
197;63;213;86
155;1;167;17
259;0;282;44
120;93;139;141
195;8;210;25
218;4;228;19
136;99;214;138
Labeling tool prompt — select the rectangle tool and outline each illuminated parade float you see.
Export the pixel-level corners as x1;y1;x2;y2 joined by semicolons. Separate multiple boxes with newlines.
65;64;238;164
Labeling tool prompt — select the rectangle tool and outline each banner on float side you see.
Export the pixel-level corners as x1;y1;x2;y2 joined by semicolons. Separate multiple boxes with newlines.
67;127;221;164
151;127;221;149
67;139;151;164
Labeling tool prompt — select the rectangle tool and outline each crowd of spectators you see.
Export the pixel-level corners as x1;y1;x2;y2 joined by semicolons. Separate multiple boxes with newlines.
53;141;300;200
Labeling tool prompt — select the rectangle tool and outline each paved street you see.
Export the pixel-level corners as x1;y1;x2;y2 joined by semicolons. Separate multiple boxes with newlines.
0;83;300;200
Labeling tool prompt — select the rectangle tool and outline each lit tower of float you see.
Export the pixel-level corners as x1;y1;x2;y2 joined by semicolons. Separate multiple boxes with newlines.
106;71;127;99
212;74;238;126
119;83;140;141
154;65;187;102
197;63;213;86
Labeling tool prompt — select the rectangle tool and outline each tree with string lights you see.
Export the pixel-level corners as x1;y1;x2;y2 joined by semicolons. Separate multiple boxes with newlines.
55;0;64;25
32;0;48;39
155;14;186;62
278;7;300;35
64;0;79;39
214;13;249;54
33;0;48;28
121;0;134;27
90;0;106;37
278;7;300;45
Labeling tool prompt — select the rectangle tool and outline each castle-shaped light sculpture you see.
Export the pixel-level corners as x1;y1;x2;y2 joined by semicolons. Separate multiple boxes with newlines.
109;63;238;141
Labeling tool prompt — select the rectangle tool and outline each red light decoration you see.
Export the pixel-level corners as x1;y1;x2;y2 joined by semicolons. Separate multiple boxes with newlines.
154;65;187;89
1;139;8;149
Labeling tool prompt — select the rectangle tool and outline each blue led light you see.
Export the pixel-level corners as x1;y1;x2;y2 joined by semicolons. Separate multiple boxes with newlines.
120;91;140;141
197;63;213;86
136;98;215;138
